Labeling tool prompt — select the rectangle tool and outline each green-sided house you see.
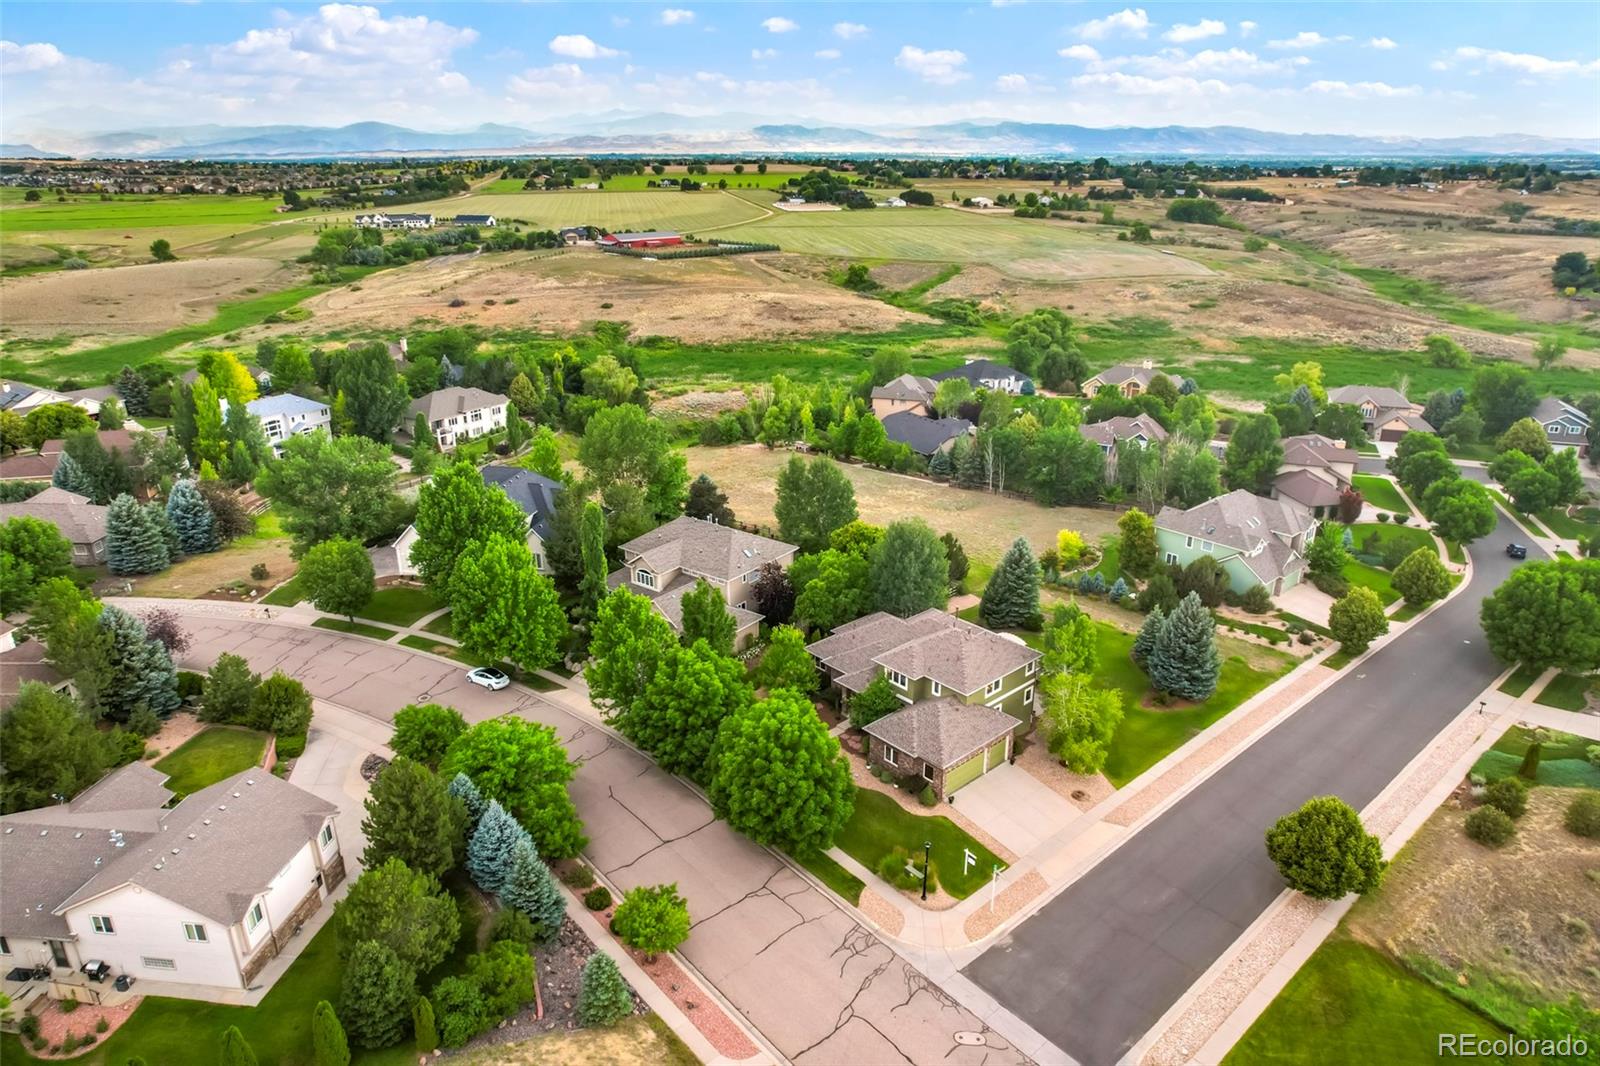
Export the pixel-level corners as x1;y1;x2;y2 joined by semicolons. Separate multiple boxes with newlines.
1153;488;1319;597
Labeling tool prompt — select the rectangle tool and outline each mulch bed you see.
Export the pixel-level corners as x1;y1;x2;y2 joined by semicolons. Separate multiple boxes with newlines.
813;698;844;729
199;583;268;602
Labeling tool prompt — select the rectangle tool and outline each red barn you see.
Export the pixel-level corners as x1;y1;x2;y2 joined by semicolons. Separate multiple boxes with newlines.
598;231;684;250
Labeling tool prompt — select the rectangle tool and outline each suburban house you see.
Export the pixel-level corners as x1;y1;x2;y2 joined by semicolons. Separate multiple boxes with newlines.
0;381;102;419
353;212;434;229
0;487;109;564
220;394;330;451
1272;433;1359;517
931;358;1033;395
1531;396;1591;457
1155;489;1319;596
0;429;146;485
1081;361;1167;398
1081;414;1169;454
807;610;1042;799
558;227;587;245
453;214;497;227
0;626;73;712
408;387;509;449
1325;385;1434;442
0;765;344;1005
870;373;937;419
481;464;564;573
597;231;684;250
607;516;797;651
882;411;973;457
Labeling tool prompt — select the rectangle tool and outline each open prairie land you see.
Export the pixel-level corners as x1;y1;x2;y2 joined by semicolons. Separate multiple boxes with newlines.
347;187;776;234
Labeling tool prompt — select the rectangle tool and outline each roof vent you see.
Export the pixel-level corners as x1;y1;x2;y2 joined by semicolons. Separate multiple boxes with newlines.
170;848;180;855
38;829;47;837
203;819;211;826
153;862;163;870
93;857;102;867
188;833;196;839
74;832;83;839
245;779;255;786
3;827;11;835
232;791;241;798
217;805;227;811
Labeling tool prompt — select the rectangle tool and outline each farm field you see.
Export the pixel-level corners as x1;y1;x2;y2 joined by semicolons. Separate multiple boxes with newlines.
348;187;776;234
715;206;1214;281
0;189;320;232
684;443;1119;568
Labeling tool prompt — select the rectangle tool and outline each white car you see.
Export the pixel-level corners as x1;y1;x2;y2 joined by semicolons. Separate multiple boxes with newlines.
466;667;510;691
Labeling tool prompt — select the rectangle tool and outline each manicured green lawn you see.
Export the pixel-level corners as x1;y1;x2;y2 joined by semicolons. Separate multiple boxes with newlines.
311;617;396;640
1471;725;1600;789
1223;936;1518;1066
261;573;306;606
152;726;268;797
1323;648;1360;670
357;586;445;627
1095;535;1123;581
1445;539;1466;564
1533;673;1594;712
1389;603;1422;623
1497;663;1544;697
1537;506;1600;541
791;848;865;906
834;790;1006;900
1341;558;1399;606
1349;522;1435;562
422;611;455;638
1351;474;1410;514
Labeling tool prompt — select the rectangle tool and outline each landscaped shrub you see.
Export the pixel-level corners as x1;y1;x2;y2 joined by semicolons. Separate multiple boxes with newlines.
560;863;596;890
60;994;79;1014
1393;513;1410;525
611;883;690;961
276;731;308;759
1240;584;1273;614
1376;512;1391;523
577;952;635;1027
1484;777;1529;819
1518;742;1543;781
1465;806;1516;847
1565;793;1600;839
177;671;205;700
918;785;937;807
18;1015;39;1041
250;563;269;581
584;886;613;911
1310;571;1351;598
430;976;488;1048
465;940;535;1021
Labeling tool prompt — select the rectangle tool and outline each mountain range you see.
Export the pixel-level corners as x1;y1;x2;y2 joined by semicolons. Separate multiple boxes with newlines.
7;116;1599;161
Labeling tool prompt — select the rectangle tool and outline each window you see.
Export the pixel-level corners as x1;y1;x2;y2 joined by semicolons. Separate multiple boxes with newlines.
1026;660;1038;676
245;902;264;933
930;681;942;696
142;957;176;971
1164;552;1179;565
923;764;936;782
1185;536;1193;548
1024;685;1034;706
183;923;208;943
0;936;10;955
74;544;89;557
319;823;334;847
882;746;897;766
887;670;908;689
634;569;656;590
90;915;114;935
533;554;544;570
984;678;1002;697
1201;540;1214;552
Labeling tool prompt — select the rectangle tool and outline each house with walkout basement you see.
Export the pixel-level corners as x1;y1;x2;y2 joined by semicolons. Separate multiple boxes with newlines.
1325;385;1433;442
882;411;973;458
407;387;509;449
607;515;797;651
1531;396;1591;457
1081;361;1167;398
807;611;1041;797
869;373;937;419
0;764;344;1008
931;358;1033;396
1155;489;1319;597
1272;433;1359;518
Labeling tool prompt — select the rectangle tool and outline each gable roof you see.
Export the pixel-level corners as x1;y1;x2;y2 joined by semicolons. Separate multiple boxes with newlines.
1086;364;1161;388
869;373;936;405
481;464;563;540
1279;432;1358;470
0;486;108;545
863;698;1018;770
40;429;141;457
409;387;508;424
930;359;1031;387
1326;385;1411;411
1274;468;1344;509
243;393;328;420
1533;396;1591;430
1080;415;1169;448
807;609;1040;697
618;515;796;582
0;381;43;411
882;412;972;456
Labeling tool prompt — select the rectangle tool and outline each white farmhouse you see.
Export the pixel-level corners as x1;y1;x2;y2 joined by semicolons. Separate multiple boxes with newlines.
408;386;509;449
0;764;344;1005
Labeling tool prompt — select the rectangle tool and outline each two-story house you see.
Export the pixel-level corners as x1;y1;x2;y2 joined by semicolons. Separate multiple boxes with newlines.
807;610;1042;798
409;387;509;449
221;394;331;452
1081;361;1167;398
0;487;108;564
1154;489;1319;597
0;764;344;1008
1272;433;1359;518
931;359;1033;396
480;465;564;574
1325;385;1434;442
1530;396;1591;458
869;374;937;420
608;516;798;650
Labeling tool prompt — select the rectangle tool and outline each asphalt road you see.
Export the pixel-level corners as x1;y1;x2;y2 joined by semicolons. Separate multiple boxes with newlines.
964;508;1542;1065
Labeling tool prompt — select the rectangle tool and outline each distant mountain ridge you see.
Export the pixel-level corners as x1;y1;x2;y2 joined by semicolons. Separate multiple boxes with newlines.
9;116;1599;161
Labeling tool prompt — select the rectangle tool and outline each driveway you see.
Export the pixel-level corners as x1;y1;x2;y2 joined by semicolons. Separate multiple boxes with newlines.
162;612;1030;1066
1274;582;1334;628
963;508;1542;1064
950;763;1080;856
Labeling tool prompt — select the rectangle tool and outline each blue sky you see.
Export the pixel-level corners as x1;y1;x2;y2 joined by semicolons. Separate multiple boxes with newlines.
3;2;1598;138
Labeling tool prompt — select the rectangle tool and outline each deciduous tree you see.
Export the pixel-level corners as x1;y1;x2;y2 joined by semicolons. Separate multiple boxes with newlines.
1391;547;1451;607
335;857;459;975
1471;364;1538;436
298;537;374;621
774;455;858;553
1041;673;1124;774
1117;508;1158;578
679;578;736;655
751;561;795;624
1422;477;1497;544
754;625;817;693
1223;413;1283;493
1479;559;1600;672
1329;586;1389;655
611;883;691;962
441;717;586;859
447;534;567;672
1265;796;1385;900
1041;601;1098;676
585;586;679;713
334;342;410;443
1496;417;1552;462
614;639;752;783
847;673;901;729
391;703;467;769
0;683;107;814
577;500;608;624
868;518;949;617
0;516;72;610
201;652;260;724
792;548;870;632
410;460;528;593
577;405;688;530
256;433;399;555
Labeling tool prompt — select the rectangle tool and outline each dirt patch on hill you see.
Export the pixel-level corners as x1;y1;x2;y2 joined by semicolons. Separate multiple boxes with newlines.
652;388;751;418
300;249;932;343
0;256;291;337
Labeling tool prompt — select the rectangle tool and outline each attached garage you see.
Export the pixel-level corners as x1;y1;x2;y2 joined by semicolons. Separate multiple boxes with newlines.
861;698;1019;800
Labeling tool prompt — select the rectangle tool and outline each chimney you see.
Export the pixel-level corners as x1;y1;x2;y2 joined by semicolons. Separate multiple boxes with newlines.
1141;359;1154;370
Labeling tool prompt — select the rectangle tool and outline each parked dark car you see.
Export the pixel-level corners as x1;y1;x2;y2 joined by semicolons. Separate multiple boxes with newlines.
1505;543;1528;559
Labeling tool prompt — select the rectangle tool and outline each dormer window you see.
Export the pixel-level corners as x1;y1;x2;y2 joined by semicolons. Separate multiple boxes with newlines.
634;569;656;590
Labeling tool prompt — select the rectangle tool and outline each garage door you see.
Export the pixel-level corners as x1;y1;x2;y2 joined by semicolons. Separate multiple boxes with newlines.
986;738;1009;768
1380;428;1406;442
945;751;989;794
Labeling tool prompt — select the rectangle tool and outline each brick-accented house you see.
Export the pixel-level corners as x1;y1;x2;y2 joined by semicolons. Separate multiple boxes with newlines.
1081;361;1167;398
861;699;1019;800
0;486;109;564
870;373;937;420
408;387;509;449
608;516;797;650
0;765;344;1005
1531;396;1591;457
1325;385;1433;442
1155;489;1319;597
1273;432;1359;517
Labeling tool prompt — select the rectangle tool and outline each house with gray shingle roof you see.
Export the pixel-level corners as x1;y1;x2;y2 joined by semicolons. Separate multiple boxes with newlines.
882;411;973;457
931;358;1032;396
861;699;1019;800
481;465;564;574
220;393;330;451
1531;396;1591;457
408;386;509;449
1081;361;1167;398
1325;385;1433;442
608;515;798;650
869;373;937;419
0;765;344;1003
1155;489;1318;596
1272;433;1359;516
0;487;109;564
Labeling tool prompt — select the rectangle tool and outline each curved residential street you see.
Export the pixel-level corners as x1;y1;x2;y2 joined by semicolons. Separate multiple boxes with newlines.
962;508;1544;1064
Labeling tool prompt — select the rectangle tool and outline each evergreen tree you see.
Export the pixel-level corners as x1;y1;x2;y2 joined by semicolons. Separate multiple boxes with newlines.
412;996;439;1053
684;474;735;524
578;500;608;624
98;605;181;721
980;537;1041;629
1131;605;1165;667
105;494;170;575
447;772;487;829
508;372;541;419
312;1000;351;1066
361;757;469;879
51;450;93;496
165;479;219;554
115;365;150;416
499;835;566;940
148;501;180;562
679;578;736;655
928;446;954;479
412;412;436;454
576;953;634;1027
219;1026;259;1066
338;941;414;1050
868;518;949;617
466;799;525;894
1146;592;1221;701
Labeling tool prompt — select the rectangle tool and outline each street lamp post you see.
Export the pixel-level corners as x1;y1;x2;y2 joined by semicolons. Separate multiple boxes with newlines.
921;840;932;901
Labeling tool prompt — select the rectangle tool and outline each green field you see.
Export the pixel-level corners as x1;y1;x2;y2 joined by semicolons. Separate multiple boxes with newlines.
0;190;320;233
354;188;774;235
834;790;1006;899
1351;474;1411;514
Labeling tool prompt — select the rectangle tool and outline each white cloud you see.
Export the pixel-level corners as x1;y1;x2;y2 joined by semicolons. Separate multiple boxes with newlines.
610;16;631;28
995;73;1031;92
1367;37;1397;50
1071;70;1241;97
751;47;777;60
1307;79;1420;98
1453;46;1600;76
506;62;609;104
548;34;620;59
762;17;798;34
814;48;842;60
1267;31;1349;49
1238;20;1257;38
1058;44;1102;62
1066;46;1306;78
1164;19;1226;44
833;22;869;40
895;45;970;84
1075;8;1152;40
0;41;70;74
658;9;695;27
1430;59;1450;71
992;0;1026;6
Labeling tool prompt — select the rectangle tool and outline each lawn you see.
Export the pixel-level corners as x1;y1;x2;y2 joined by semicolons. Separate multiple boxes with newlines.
1341;558;1400;606
834;790;1006;900
422;611;456;638
1349;522;1435;560
311;617;396;640
1350;474;1410;514
261;573;306;606
790;848;865;906
1223;936;1518;1066
152;726;268;797
1533;673;1594;712
1497;663;1544;697
357;585;444;627
1470;725;1600;788
0;190;311;232
1537;505;1600;541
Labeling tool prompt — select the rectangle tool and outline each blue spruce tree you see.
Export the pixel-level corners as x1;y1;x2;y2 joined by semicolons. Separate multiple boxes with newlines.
106;494;170;575
1131;605;1165;667
466;799;524;894
1147;592;1221;702
166;480;219;554
98;605;182;721
980;537;1041;629
1109;577;1129;603
499;835;566;941
52;451;94;496
447;772;487;829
